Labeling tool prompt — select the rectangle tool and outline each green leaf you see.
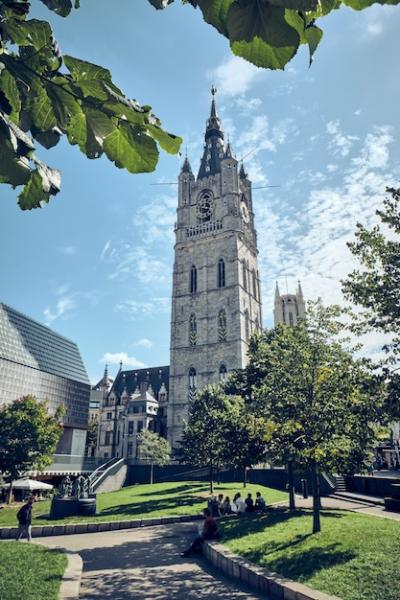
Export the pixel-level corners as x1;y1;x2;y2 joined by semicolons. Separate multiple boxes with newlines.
18;161;61;210
27;79;57;132
196;0;235;36
103;122;159;173
147;0;175;8
343;0;400;8
39;0;73;17
305;25;323;66
0;70;21;122
147;124;182;154
269;0;318;9
3;18;53;50
227;0;300;70
64;55;113;83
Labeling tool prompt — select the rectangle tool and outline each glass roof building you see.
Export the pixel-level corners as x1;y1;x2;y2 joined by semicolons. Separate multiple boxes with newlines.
0;302;90;456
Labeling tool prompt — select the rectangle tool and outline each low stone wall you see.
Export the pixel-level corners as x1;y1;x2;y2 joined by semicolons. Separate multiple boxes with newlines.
345;474;400;498
203;540;342;600
0;513;203;540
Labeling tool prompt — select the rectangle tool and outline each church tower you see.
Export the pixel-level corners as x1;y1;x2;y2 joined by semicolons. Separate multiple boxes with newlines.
167;88;263;449
274;281;305;327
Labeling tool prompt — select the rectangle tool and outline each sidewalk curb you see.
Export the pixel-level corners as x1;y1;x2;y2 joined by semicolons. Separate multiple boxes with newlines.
59;552;83;600
203;540;342;600
0;513;203;539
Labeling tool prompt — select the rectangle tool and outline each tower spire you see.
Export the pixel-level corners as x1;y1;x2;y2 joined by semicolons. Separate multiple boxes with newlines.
197;85;225;179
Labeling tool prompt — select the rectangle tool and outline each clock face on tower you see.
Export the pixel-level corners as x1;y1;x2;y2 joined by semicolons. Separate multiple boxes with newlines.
196;191;214;222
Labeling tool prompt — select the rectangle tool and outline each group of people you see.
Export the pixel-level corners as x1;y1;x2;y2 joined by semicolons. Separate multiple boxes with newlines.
209;491;267;516
182;490;268;557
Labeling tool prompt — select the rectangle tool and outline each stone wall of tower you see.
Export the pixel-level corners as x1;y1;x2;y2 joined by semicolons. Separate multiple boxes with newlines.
167;96;263;449
274;283;306;327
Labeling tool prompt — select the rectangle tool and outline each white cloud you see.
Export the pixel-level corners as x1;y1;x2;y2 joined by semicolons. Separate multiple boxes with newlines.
108;247;171;285
326;120;358;157
132;195;176;245
100;239;111;261
100;352;146;368
210;55;261;97
115;297;170;320
135;338;153;349
255;124;397;359
367;22;384;36
59;246;77;256
44;296;76;325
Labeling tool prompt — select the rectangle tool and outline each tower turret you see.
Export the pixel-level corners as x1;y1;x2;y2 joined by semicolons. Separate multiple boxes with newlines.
197;86;225;180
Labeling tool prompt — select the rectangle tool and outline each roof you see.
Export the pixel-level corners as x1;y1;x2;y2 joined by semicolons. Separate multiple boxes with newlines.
0;302;90;385
197;93;225;180
111;365;169;399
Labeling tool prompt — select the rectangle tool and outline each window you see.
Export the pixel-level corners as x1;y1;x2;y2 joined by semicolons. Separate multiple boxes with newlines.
127;442;133;456
190;265;197;294
105;431;112;445
128;421;134;435
255;315;260;332
218;258;226;288
219;364;227;382
289;312;294;326
137;420;143;433
252;269;257;299
244;310;250;341
188;367;197;401
106;412;112;421
189;313;197;346
242;261;247;291
218;309;227;342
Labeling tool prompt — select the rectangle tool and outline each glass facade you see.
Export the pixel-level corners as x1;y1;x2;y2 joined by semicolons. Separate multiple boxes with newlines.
0;303;90;449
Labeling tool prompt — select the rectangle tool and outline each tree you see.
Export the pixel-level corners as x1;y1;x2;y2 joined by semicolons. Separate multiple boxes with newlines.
180;385;239;493
0;0;181;209
137;429;171;484
223;406;268;487
2;1;399;208
0;395;64;503
154;0;400;71
231;302;385;533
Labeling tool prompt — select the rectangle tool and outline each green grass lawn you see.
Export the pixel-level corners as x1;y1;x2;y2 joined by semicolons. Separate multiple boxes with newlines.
0;542;67;600
0;481;287;526
220;509;400;600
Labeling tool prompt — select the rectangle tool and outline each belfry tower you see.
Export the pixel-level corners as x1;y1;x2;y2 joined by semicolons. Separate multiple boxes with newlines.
167;88;263;448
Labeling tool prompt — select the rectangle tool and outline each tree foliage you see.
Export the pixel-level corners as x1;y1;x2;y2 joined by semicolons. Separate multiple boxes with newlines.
342;186;400;421
0;0;181;209
0;395;64;499
152;0;400;70
137;429;171;483
228;301;385;532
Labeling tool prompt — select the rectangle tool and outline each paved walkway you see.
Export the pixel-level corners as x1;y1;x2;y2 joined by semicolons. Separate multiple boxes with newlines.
294;495;400;520
40;522;266;599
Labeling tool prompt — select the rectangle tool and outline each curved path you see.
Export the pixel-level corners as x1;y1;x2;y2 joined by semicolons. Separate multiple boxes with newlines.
40;522;266;599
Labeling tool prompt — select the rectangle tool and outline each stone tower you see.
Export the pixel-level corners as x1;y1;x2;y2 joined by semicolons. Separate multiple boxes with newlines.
273;281;305;327
167;88;263;449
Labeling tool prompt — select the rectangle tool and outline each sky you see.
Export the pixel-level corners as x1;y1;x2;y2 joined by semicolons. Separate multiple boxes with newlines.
1;1;400;384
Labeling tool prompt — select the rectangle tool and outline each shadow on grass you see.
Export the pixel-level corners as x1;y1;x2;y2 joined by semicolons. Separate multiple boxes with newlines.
262;544;357;581
132;483;205;498
98;495;206;518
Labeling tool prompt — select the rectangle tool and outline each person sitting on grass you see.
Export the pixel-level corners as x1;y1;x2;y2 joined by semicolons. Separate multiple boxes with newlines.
16;496;35;542
223;496;232;515
233;492;246;515
245;493;255;513
181;508;220;557
255;491;267;512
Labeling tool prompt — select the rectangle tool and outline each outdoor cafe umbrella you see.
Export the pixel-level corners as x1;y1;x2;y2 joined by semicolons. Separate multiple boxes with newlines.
3;478;53;491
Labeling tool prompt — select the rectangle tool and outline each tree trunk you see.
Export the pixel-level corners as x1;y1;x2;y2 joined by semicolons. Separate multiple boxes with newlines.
312;463;321;534
150;463;154;485
210;465;214;494
7;480;13;505
243;466;248;488
287;461;296;511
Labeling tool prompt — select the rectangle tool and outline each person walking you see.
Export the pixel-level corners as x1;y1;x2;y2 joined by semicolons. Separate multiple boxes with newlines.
16;496;34;542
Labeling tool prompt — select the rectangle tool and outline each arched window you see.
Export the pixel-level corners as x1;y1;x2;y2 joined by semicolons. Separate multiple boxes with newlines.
255;315;260;332
188;367;197;402
189;313;197;346
190;265;197;294
219;364;227;382
252;269;257;299
242;261;247;291
218;258;226;288
244;310;250;341
289;312;294;327
257;270;261;301
218;309;227;342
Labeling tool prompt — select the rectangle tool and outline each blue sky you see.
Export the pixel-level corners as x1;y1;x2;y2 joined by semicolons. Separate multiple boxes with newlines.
1;1;399;383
